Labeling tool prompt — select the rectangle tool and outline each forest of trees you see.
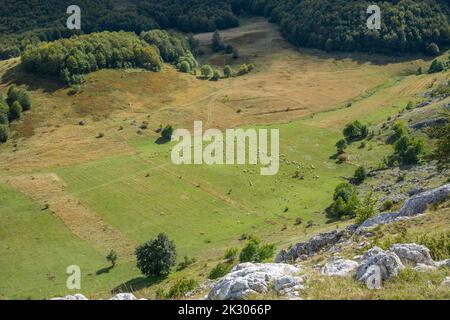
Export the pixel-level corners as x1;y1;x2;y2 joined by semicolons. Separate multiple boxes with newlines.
21;32;163;85
20;29;200;85
1;0;449;60
0;85;32;143
0;0;236;60
239;0;450;55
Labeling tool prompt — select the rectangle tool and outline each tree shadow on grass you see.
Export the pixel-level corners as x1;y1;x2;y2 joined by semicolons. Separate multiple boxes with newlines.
96;265;114;276
324;205;341;224
155;136;170;145
1;64;64;93
111;275;166;294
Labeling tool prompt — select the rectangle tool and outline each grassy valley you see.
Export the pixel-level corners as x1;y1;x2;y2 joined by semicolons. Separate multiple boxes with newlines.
0;16;448;300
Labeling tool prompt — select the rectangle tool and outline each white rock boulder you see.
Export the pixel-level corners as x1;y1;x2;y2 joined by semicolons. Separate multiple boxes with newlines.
400;184;450;217
51;293;88;300
321;258;359;277
109;293;138;300
206;263;303;300
435;259;450;268
441;277;450;288
413;263;437;272
389;243;434;266
51;293;146;300
356;184;450;233
355;247;404;288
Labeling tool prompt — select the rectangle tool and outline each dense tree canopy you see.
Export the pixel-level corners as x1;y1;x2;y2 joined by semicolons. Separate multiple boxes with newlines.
22;31;163;85
135;233;177;276
1;0;449;60
240;0;450;55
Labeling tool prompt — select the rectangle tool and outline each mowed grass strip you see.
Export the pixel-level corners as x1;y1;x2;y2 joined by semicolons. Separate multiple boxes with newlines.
4;173;137;258
0;183;142;299
55;155;259;259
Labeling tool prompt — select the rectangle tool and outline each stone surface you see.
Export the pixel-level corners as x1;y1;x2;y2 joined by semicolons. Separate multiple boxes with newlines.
435;259;450;268
399;184;450;216
357;184;450;233
389;243;434;266
206;263;303;300
51;293;145;300
409;117;448;130
51;294;88;300
321;258;359;277
109;293;137;300
275;225;356;263
355;247;404;288
413;263;437;272
441;277;450;288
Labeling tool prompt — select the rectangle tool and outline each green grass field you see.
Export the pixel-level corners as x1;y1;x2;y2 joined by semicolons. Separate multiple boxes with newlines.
0;19;447;298
0;183;147;299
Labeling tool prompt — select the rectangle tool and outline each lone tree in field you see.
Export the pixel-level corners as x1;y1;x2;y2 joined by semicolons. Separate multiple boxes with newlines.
106;249;118;268
136;233;177;276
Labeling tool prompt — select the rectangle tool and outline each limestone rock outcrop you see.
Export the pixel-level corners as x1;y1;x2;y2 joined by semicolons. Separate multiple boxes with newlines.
206;263;304;300
355;247;404;289
321;258;359;277
275;225;356;263
357;184;450;233
389;243;434;266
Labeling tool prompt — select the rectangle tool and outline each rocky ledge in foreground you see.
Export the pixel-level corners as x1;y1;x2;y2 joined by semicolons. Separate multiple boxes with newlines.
356;183;450;233
276;184;450;263
51;293;144;300
322;243;449;289
206;263;304;300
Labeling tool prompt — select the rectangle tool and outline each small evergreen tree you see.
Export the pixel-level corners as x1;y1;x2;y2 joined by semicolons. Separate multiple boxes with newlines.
343;120;368;141
106;249;118;267
239;238;275;263
335;138;347;154
355;192;378;224
353;166;367;184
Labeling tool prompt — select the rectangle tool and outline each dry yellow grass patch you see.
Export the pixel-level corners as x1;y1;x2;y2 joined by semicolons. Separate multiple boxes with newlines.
0;18;429;174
